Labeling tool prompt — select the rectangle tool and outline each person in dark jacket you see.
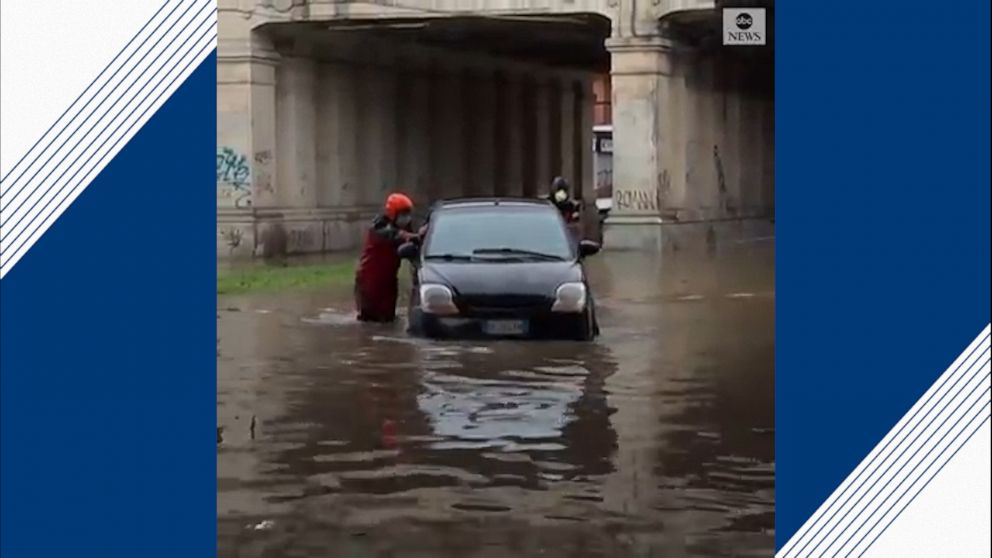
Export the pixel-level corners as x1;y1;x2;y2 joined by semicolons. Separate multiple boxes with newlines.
548;176;581;223
354;193;420;322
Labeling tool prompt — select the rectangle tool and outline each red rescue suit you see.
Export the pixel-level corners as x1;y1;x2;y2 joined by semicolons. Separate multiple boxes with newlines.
354;215;417;322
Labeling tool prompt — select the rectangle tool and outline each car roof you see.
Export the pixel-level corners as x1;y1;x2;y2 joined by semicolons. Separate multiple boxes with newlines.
431;197;554;211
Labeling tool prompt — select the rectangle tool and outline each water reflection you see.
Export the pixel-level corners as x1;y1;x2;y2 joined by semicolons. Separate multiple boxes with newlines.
218;242;774;557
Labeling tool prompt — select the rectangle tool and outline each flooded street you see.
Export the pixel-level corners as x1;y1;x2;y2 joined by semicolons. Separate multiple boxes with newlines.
218;241;775;558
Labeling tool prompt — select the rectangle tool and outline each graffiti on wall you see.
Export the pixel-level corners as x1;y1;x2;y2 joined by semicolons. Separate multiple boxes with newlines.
614;170;669;213
219;228;243;254
217;147;252;208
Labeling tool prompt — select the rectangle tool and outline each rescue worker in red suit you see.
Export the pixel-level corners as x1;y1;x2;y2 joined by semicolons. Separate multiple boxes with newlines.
355;193;420;322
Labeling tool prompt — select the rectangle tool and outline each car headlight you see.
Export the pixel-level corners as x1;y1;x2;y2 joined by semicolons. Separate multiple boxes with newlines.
419;284;459;315
551;282;587;313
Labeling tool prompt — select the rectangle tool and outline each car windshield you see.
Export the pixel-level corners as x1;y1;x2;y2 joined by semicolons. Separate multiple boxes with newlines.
425;206;573;261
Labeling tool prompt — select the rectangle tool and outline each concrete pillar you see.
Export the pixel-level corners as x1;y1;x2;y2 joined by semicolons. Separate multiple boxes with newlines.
216;36;280;210
217;32;280;257
534;77;554;196
720;56;742;220
493;72;508;197
520;75;539;197
401;59;432;208
360;51;397;203
696;55;727;221
577;79;597;238
316;64;344;207
560;81;576;198
662;51;687;219
274;54;317;208
433;66;464;199
336;63;361;207
603;37;674;251
468;69;496;197
548;78;564;181
503;74;525;198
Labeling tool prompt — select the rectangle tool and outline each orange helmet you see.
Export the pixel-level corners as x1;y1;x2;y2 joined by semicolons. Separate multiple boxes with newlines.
385;193;414;220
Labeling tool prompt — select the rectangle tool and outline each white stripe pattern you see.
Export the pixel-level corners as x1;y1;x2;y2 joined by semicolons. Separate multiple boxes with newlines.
778;324;992;557
0;0;216;278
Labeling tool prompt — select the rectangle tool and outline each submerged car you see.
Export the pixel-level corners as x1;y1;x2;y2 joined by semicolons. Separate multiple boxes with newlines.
400;198;601;340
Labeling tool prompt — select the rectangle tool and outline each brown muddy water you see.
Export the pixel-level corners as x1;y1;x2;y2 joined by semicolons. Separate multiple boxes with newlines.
218;241;775;558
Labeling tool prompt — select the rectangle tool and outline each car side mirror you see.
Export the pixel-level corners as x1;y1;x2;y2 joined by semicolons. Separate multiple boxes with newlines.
578;240;601;258
397;242;420;260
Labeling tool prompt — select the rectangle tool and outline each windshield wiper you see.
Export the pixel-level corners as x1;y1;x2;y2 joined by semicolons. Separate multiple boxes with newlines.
424;253;474;261
472;248;565;261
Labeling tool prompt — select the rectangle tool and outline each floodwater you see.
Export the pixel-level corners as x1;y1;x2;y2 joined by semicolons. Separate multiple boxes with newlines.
218;240;775;558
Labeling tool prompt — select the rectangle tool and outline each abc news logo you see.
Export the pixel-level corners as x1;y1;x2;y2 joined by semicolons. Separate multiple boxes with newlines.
723;8;767;46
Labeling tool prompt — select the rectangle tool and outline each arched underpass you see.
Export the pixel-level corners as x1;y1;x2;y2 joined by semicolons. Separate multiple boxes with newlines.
217;4;774;257
218;14;611;256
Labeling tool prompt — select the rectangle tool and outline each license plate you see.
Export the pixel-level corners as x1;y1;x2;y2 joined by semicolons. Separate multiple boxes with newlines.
482;320;528;336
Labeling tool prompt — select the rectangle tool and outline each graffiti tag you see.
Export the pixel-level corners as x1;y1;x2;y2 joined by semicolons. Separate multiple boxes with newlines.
217;147;250;189
217;147;252;209
220;228;243;254
614;170;668;212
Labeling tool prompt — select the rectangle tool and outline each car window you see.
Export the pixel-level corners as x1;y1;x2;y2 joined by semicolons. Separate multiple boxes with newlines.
425;206;573;260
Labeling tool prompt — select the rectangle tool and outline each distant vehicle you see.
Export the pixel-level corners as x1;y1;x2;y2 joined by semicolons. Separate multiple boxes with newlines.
399;198;601;341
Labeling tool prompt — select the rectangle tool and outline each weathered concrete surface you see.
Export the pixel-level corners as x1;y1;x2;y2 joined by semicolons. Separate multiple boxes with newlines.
218;27;597;258
217;1;774;256
603;34;774;251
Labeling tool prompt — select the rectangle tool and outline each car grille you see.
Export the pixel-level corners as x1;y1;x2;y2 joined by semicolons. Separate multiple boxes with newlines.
457;294;551;315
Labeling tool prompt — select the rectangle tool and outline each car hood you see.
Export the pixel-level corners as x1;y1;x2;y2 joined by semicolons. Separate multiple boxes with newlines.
421;260;583;298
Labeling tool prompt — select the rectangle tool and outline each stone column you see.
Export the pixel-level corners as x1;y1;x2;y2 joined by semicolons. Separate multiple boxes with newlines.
520;75;539;197
683;50;717;224
603;36;675;251
559;81;576;196
718;55;741;220
503;73;525;197
470;69;496;197
577;78;597;238
433;65;464;199
217;35;280;211
315;61;352;209
217;33;280;257
533;76;554;196
274;52;317;209
403;58;432;208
